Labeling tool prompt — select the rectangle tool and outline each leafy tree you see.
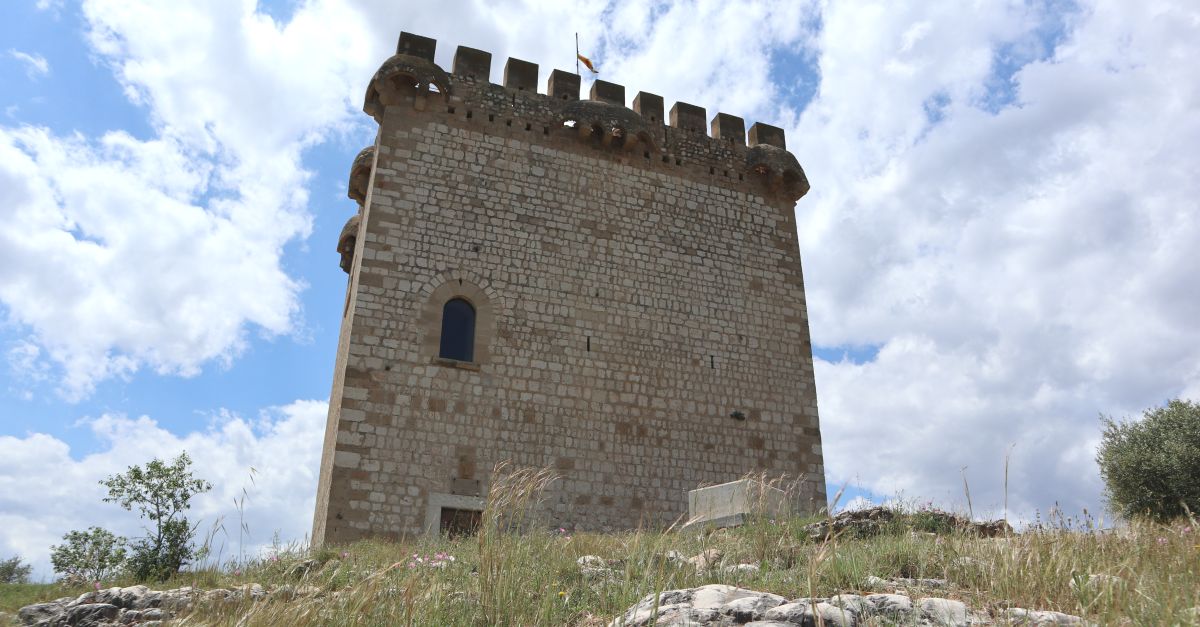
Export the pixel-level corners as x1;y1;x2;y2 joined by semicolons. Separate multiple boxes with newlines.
100;452;212;580
1097;398;1200;522
49;527;127;582
0;555;33;584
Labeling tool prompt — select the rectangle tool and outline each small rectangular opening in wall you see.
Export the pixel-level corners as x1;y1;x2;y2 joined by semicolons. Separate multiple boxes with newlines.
506;119;512;127
466;110;473;119
738;173;743;181
447;106;455;114
710;355;715;369
439;507;481;538
543;126;549;135
709;167;715;175
488;114;495;122
643;151;650;159
676;159;682;166
662;155;669;163
723;170;729;177
525;123;531;131
586;336;591;352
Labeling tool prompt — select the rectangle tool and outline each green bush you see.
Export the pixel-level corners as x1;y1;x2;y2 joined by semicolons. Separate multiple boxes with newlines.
49;527;127;582
101;452;212;581
0;556;32;584
1097;398;1200;522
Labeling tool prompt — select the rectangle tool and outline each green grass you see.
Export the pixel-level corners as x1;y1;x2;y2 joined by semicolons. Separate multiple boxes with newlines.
5;474;1199;626
0;582;89;615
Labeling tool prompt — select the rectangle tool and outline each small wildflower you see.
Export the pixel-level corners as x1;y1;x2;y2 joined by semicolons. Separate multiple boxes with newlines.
1157;537;1168;546
234;569;242;577
93;581;101;591
340;551;349;559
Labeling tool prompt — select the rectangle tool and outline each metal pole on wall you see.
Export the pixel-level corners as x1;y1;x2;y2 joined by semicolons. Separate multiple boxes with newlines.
576;32;580;75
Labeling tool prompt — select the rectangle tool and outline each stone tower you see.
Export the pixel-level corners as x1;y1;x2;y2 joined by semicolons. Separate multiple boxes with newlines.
312;31;826;545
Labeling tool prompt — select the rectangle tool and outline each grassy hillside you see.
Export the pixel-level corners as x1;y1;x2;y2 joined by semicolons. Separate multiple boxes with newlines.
3;474;1197;625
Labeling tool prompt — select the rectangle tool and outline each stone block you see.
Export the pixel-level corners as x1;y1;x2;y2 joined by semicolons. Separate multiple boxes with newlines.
749;122;786;149
453;46;491;80
711;113;746;144
396;32;436;60
590;79;625;105
503;57;538;92
547;70;580;101
684;479;792;529
670;102;707;133
633;91;664;124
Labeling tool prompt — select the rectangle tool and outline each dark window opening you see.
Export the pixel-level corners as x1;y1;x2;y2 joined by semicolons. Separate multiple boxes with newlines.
439;298;476;362
440;507;481;538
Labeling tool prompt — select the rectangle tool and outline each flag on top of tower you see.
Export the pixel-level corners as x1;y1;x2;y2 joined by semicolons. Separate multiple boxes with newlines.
578;53;598;73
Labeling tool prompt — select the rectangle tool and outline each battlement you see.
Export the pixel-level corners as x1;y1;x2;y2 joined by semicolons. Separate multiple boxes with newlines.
359;31;810;203
315;29;827;546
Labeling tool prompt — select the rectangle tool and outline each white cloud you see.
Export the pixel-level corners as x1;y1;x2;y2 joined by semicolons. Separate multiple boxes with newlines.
3;0;1197;532
792;1;1200;519
0;0;388;398
0;399;327;581
8;49;50;79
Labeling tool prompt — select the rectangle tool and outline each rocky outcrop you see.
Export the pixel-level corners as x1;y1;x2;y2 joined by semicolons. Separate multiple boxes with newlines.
607;583;1088;627
15;583;296;627
802;507;1013;541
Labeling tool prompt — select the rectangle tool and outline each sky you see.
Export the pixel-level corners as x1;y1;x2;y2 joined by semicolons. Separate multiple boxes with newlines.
1;0;1197;580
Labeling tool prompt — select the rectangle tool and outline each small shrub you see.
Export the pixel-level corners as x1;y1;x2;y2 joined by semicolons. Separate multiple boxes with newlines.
49;527;127;582
101;452;212;580
1097;398;1200;522
0;556;33;584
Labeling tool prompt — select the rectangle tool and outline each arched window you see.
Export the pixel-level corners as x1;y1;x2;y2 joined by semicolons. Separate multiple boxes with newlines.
439;298;476;362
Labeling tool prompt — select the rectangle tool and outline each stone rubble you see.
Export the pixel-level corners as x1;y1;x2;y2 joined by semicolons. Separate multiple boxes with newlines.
802;507;1013;542
14;583;300;627
607;583;1090;627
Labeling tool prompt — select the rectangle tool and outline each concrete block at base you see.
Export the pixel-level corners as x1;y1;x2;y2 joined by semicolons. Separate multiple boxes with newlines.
684;479;792;530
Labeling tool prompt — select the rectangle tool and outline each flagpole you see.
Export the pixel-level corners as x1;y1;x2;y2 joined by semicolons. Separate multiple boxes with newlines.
575;32;580;75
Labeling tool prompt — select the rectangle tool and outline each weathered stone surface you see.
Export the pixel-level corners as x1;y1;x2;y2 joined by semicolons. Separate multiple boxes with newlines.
803;506;1011;542
761;599;856;627
686;549;724;572
918;597;969;626
685;478;792;530
718;593;786;622
864;593;914;616
578;555;618;581
864;574;948;590
1005;607;1086;625
312;30;825;547
65;603;119;626
17;601;66;625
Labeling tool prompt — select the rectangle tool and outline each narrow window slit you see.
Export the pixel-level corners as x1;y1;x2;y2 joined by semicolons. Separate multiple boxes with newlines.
710;355;715;369
447;106;456;114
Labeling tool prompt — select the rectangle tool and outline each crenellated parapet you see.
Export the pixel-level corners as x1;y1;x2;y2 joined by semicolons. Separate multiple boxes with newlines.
341;31;812;271
363;32;808;198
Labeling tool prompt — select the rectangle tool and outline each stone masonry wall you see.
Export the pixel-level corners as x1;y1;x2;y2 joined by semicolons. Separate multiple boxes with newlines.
312;33;826;545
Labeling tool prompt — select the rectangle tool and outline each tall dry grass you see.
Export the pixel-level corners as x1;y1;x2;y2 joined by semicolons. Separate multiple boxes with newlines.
10;468;1196;626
